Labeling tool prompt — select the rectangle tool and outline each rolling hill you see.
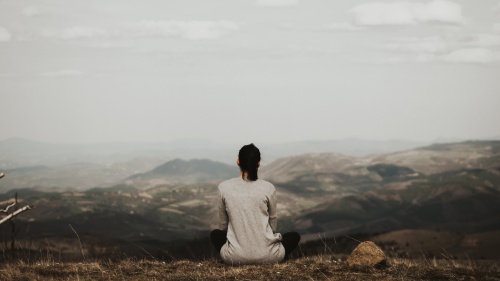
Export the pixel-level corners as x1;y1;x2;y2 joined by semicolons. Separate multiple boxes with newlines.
0;138;429;170
262;141;500;237
0;158;166;192
1;140;500;260
126;159;239;186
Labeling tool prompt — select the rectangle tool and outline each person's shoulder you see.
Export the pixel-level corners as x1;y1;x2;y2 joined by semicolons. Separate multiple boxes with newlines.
218;178;240;190
257;179;275;190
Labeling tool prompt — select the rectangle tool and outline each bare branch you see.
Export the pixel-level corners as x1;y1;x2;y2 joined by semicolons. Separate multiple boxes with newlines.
0;205;35;225
0;201;17;213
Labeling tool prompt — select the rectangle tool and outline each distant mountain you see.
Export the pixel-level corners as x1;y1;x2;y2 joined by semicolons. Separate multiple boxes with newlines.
0;137;431;170
370;140;500;175
261;141;500;191
260;138;429;159
261;153;362;183
0;158;166;192
3;140;500;259
264;140;500;235
3;182;222;243
126;159;239;187
0;137;446;190
297;167;500;235
0;138;174;169
260;153;378;196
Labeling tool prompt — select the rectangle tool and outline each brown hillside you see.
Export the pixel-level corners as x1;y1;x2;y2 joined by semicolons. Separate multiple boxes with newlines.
369;141;500;175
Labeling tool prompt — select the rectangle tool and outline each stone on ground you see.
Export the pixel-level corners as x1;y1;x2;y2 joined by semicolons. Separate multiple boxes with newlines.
347;241;387;268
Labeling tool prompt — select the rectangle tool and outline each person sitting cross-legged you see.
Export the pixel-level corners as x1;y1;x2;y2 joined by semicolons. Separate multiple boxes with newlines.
210;143;300;265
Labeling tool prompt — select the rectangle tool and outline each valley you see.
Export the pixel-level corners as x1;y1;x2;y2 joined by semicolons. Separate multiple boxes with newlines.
1;140;499;260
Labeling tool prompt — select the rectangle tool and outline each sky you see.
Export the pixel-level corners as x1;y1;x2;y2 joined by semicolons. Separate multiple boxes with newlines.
1;0;500;145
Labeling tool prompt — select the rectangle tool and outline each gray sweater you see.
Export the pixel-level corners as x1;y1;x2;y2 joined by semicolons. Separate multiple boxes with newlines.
218;177;285;264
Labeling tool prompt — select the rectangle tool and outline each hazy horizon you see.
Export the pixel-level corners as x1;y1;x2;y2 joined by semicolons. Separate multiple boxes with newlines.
0;135;492;146
1;0;500;144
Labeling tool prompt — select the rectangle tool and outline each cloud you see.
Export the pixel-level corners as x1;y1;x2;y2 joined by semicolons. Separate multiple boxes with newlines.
494;23;500;32
0;26;11;42
378;34;500;64
383;37;451;53
255;0;298;7
444;48;500;63
39;21;238;41
383;34;500;54
349;0;466;26
367;56;407;65
465;34;500;47
326;22;364;32
86;42;130;49
370;49;500;64
125;20;238;40
494;1;500;11
40;70;82;77
42;26;107;40
278;22;295;30
22;6;40;17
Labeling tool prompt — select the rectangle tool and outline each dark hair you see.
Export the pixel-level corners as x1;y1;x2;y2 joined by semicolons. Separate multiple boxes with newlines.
238;143;261;181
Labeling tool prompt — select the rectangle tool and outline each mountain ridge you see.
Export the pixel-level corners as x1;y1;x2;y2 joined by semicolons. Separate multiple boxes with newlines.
1;140;500;258
126;158;239;186
0;137;432;169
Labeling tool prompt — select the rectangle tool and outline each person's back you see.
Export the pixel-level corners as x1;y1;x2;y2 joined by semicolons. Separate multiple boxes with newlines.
210;143;301;265
218;177;284;264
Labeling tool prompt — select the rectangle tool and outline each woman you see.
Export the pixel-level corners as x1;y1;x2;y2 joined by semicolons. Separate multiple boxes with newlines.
210;143;300;265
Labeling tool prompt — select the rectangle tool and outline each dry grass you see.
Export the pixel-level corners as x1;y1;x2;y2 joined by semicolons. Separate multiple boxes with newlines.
0;255;499;281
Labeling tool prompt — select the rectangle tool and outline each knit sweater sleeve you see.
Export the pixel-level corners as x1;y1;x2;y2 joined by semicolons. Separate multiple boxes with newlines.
267;187;278;233
218;188;229;231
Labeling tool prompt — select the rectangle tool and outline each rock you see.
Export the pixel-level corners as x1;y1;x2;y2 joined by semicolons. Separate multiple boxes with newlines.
347;241;388;268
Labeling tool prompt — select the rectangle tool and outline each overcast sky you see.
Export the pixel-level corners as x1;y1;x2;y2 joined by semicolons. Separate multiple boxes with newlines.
1;0;499;145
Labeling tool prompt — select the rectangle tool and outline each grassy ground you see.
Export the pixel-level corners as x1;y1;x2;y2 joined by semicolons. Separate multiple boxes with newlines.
0;255;499;280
